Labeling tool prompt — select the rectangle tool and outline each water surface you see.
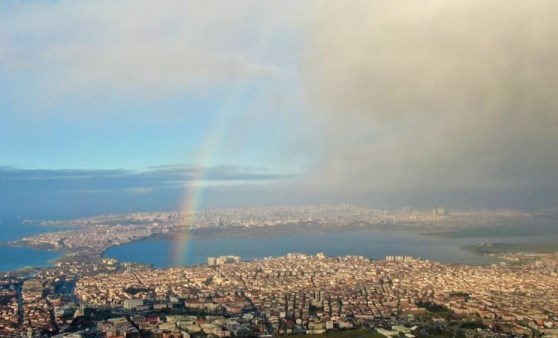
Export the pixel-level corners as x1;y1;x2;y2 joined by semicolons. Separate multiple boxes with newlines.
0;217;62;272
105;230;557;267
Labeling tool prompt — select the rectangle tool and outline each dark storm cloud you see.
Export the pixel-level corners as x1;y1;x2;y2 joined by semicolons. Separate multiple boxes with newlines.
298;0;558;207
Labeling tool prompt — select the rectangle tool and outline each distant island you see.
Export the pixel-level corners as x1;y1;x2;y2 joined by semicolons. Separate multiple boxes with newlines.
463;242;558;256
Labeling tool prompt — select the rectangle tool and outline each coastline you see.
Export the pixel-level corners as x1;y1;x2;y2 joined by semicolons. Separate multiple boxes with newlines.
4;221;558;273
103;228;507;268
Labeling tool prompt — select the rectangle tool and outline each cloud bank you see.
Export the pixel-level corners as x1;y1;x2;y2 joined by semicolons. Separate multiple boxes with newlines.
0;165;291;217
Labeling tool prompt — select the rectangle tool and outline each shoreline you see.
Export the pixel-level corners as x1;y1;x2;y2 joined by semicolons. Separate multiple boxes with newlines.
102;228;507;268
3;222;558;273
461;241;558;256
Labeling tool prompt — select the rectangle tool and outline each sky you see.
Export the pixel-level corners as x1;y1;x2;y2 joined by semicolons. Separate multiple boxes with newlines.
1;1;557;218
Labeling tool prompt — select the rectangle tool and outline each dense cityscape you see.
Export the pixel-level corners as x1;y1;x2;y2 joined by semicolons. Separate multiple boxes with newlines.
1;207;558;337
1;250;558;337
32;206;533;230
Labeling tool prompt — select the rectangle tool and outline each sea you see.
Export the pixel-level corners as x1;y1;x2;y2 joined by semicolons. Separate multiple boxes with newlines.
1;215;558;272
106;230;558;267
0;216;62;272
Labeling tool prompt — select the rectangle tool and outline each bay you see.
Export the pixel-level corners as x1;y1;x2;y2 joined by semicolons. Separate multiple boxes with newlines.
0;217;63;272
104;230;558;267
2;215;557;272
0;246;60;273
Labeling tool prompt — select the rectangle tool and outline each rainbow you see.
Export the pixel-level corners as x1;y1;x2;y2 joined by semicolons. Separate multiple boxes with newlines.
171;92;243;266
171;176;203;267
171;124;223;266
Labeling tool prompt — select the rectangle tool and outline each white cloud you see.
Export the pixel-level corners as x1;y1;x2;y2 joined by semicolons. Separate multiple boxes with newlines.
0;1;302;101
125;187;153;194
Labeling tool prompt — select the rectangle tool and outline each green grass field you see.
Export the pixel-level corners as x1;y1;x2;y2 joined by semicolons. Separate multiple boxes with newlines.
289;329;385;338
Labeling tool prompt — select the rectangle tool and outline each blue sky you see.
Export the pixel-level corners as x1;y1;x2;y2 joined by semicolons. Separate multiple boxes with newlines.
1;1;558;217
